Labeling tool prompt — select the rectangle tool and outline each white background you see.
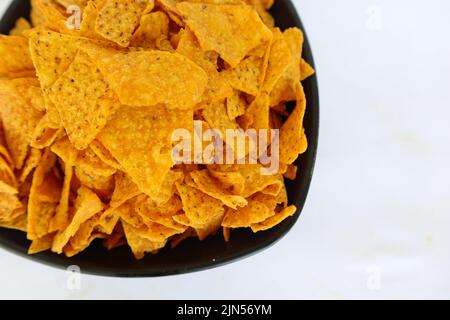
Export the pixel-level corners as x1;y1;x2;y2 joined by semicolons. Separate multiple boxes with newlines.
1;0;449;299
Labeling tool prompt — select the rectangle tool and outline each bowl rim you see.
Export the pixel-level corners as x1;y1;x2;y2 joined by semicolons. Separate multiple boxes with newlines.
0;0;319;277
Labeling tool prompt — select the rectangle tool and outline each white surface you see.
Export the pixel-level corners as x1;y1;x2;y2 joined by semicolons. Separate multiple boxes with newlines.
1;0;450;300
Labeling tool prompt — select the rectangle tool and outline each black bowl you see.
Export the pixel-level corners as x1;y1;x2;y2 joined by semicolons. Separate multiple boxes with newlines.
0;0;319;277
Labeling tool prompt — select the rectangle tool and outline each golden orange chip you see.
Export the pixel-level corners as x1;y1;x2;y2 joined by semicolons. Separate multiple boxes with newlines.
48;51;121;150
177;2;272;67
82;46;207;109
135;195;186;231
176;28;231;103
113;199;141;228
250;205;296;232
211;164;283;198
66;214;105;256
32;0;71;32
208;169;245;195
202;100;238;137
176;181;225;226
283;164;297;180
9;18;32;37
0;210;27;232
52;186;105;253
80;0;105;40
0;192;22;222
122;220;167;259
110;171;141;208
173;209;224;240
279;83;307;164
0;35;34;76
226;55;263;96
48;137;78;232
242;94;270;130
131;11;170;47
226;90;246;121
30;115;62;149
270;28;303;106
28;30;82;125
157;0;184;26
89;140;121;170
95;0;145;46
261;29;294;94
248;0;274;28
222;197;274;228
18;148;42;183
27;150;61;241
300;58;315;81
0;78;44;170
97;105;192;199
150;169;184;205
28;233;55;254
97;207;121;234
188;170;247;209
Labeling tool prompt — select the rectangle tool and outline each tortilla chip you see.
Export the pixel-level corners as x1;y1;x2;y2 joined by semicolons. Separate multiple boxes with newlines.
18;148;42;183
48;137;78;232
122;220;167;259
89;140;121;170
176;28;231;103
188;170;247;209
131;11;170;47
0;79;44;169
225;55;262;96
30;0;68;32
226;90;246;121
222;197;274;228
28;233;55;254
27;150;62;240
202;100;238;139
270;28;303;106
177;2;272;67
149;169;184;205
135;194;185;231
48;50;121;150
279;83;307;164
52;186;104;253
300;58;315;81
30;115;62;149
95;0;145;46
157;0;184;26
208;169;245;195
97;105;192;199
97;207;121;234
0;192;22;222
0;35;34;76
242;93;270;130
283;164;297;180
82;46;207;109
176;181;224;226
80;0;105;40
110;171;141;208
9;18;32;37
261;29;294;94
250;205;296;232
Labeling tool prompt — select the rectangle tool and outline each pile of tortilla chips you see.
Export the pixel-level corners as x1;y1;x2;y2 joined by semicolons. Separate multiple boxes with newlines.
0;0;314;259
